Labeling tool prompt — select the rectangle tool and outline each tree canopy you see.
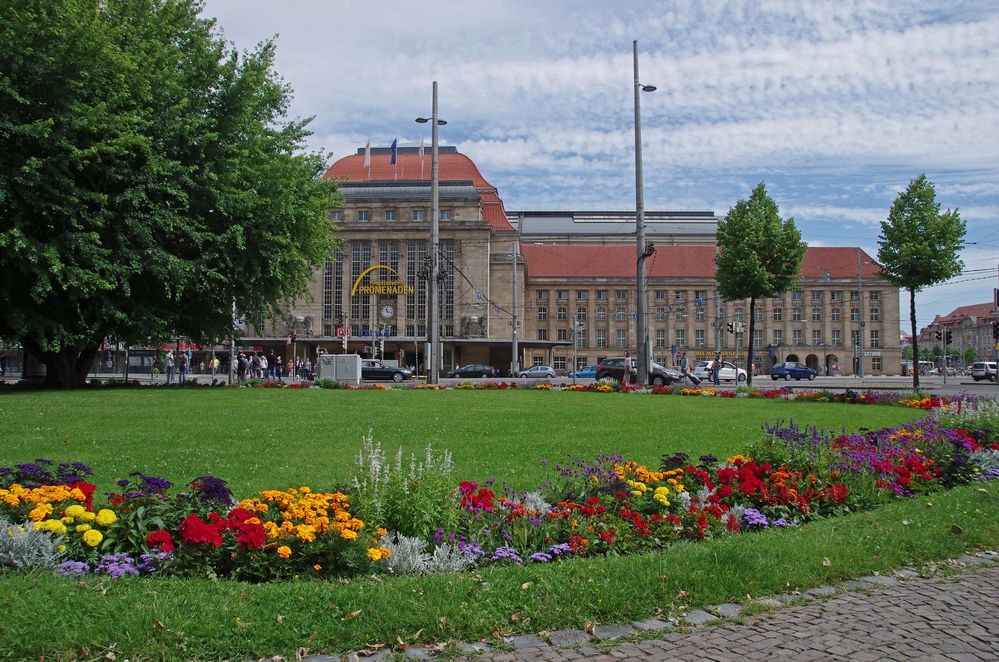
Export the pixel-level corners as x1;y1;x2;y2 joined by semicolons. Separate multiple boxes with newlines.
877;174;964;390
715;182;806;386
0;0;339;386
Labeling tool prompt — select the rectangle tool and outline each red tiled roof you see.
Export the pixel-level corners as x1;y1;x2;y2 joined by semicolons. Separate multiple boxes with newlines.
520;244;880;280
937;302;996;322
324;150;516;233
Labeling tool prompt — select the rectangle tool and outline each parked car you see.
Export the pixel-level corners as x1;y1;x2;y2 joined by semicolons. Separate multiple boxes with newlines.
692;360;747;383
517;365;556;379
569;364;598;379
770;361;816;381
361;359;413;383
448;364;500;378
595;357;683;387
970;361;998;382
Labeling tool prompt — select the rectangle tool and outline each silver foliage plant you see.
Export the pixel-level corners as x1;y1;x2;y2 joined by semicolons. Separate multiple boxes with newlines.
0;515;65;572
381;532;477;575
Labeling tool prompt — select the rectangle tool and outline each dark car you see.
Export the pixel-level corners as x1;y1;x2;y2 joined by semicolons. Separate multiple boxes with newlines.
595;357;682;387
361;359;413;383
448;364;500;378
770;361;816;381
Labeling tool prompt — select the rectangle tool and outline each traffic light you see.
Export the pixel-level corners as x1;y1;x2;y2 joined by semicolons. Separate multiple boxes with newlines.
727;321;735;334
945;330;953;345
934;329;942;341
993;322;999;340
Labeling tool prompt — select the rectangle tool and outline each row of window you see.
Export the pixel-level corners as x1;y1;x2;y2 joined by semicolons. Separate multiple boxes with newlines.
332;209;452;223
535;289;882;303
531;355;886;372
536;327;882;349
536;305;882;323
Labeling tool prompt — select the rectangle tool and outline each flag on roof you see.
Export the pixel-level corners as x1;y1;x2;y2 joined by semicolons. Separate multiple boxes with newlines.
363;139;371;167
418;137;425;162
390;138;397;165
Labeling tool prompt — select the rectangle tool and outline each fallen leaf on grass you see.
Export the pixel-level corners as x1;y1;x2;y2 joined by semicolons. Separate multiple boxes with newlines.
951;524;963;535
395;637;409;651
509;611;522;623
521;581;533;590
821;557;831;567
343;610;362;621
276;614;286;624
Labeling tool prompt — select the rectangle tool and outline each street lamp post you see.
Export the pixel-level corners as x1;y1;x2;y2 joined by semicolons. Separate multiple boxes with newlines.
633;40;656;386
856;249;865;378
416;82;447;384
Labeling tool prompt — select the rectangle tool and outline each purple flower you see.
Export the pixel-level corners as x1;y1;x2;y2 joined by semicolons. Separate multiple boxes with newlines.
548;543;572;556
490;546;523;564
772;518;795;527
55;561;90;576
529;552;553;563
190;476;233;507
742;508;769;529
97;553;140;579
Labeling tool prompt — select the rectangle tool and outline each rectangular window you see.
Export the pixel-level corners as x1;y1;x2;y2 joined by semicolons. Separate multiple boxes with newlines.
792;307;802;321
695;329;705;348
537;306;547;321
676;329;686;347
753;329;763;349
675;304;687;322
812;307;821;322
442;239;455;321
831;308;841;322
870;329;880;348
656;329;666;348
754;308;763;322
322;323;332;337
557;328;568;341
695;290;706;307
576;290;588;300
322;259;334;321
655;290;667;301
812;330;822;345
384;209;397;221
735;307;744;321
596;290;608;301
537;329;548;341
557;307;567;321
411;209;424;221
851;308;860;322
616;307;627;321
330;210;344;222
406;240;427;321
793;329;802;345
576;307;587;322
696;307;705;322
831;291;842;302
872;357;882;371
773;329;783;345
616;329;627;348
675;291;686;301
536;290;549;301
357;210;370;221
596;329;608;348
557;290;569;301
532;356;543;367
655;307;666;321
596;307;607;321
444;324;453;337
792;290;802;301
773;307;783;321
870;291;880;301
737;334;744;349
850;291;859;301
616;290;628;302
405;324;415;337
832;329;841;346
870;307;880;321
576;327;586;345
811;290;822;301
553;356;566;370
439;210;451;221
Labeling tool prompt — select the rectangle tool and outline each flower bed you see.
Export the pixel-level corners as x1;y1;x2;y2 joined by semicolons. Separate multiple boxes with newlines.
2;405;997;581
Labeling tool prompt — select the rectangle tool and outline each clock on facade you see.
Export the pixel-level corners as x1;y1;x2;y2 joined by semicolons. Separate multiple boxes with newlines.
380;303;395;320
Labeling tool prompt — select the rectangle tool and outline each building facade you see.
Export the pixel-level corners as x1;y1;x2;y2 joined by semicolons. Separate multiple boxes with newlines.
256;145;902;376
921;303;999;366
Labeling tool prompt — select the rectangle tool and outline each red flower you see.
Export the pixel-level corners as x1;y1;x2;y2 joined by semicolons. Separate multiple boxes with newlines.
179;513;223;547
67;481;97;511
145;530;175;552
235;521;267;550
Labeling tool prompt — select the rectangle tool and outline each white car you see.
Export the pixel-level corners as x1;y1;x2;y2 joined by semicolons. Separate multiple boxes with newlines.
517;365;556;379
692;360;748;383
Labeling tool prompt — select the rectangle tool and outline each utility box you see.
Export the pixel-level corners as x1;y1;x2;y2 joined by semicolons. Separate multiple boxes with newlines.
315;354;362;385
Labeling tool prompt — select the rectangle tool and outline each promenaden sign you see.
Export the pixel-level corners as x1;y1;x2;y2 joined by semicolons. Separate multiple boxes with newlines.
351;265;415;297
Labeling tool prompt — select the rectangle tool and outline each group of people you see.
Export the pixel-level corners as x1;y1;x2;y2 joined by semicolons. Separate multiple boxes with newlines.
621;350;726;387
162;351;221;384
233;351;315;383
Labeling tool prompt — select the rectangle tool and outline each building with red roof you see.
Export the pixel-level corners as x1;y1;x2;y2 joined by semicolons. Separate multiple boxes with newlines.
262;144;901;377
919;302;998;367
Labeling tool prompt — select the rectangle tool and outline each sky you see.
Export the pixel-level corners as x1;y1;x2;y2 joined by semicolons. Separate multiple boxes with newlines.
201;0;999;332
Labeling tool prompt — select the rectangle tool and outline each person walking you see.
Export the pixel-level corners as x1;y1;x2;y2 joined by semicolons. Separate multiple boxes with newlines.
178;351;189;383
165;350;175;384
209;355;219;379
712;352;722;386
622;351;637;386
237;352;248;383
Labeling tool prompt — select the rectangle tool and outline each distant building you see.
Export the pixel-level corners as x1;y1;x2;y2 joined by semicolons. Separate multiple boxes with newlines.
254;145;902;376
922;302;999;364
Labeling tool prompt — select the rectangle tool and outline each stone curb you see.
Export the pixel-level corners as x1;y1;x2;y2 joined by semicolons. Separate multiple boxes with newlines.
323;550;996;661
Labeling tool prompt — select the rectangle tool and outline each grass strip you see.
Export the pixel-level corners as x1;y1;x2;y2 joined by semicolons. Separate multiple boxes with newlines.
1;480;994;661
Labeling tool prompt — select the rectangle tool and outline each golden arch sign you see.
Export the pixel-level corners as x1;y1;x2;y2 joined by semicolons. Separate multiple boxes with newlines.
351;265;415;296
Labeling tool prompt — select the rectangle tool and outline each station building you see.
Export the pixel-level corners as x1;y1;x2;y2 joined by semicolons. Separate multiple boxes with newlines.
251;145;902;376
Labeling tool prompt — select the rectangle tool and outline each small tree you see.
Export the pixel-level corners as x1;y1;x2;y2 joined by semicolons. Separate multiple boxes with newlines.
877;175;965;390
715;183;806;386
963;347;977;366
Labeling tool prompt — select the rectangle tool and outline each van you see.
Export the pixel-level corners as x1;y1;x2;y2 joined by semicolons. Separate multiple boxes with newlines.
970;362;997;382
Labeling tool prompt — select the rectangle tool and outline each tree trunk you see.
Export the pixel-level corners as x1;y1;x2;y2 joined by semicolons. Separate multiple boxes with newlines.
909;288;919;391
746;296;756;388
22;336;100;388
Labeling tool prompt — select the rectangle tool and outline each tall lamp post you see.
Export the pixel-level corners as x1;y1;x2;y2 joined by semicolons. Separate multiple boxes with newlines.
633;40;657;385
416;82;447;384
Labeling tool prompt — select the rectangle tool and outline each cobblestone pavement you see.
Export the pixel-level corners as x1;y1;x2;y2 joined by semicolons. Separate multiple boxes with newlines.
456;564;999;662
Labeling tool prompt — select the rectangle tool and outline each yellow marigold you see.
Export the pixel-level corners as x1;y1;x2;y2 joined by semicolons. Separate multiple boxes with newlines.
296;525;316;543
39;519;68;535
277;545;292;558
78;511;95;522
28;504;53;522
95;509;117;527
376;527;388;537
340;529;358;540
61;516;74;525
75;524;92;533
64;504;86;518
82;529;103;547
367;547;393;561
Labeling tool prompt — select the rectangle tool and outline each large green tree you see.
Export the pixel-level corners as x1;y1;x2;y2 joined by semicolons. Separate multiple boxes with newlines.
877;175;964;390
0;0;338;387
715;182;806;386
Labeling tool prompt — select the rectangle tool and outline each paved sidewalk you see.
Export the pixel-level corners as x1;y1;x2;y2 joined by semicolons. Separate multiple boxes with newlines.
459;564;998;662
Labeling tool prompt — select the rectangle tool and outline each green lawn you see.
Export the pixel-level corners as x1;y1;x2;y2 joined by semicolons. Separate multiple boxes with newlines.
0;388;925;495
